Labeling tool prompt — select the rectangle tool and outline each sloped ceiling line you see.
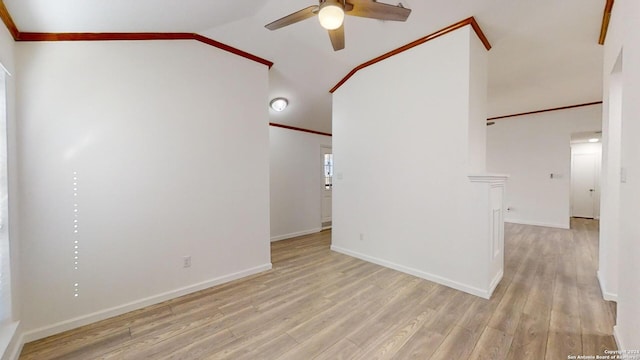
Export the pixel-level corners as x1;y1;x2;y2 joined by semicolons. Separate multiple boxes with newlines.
0;0;18;39
487;101;603;121
329;17;490;94
598;0;615;45
269;123;332;137
0;1;273;68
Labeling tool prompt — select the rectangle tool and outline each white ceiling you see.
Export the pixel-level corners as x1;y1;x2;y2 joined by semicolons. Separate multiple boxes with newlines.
5;0;605;133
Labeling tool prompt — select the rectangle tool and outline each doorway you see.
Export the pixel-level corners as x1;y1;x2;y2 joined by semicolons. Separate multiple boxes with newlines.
570;133;602;219
321;146;332;229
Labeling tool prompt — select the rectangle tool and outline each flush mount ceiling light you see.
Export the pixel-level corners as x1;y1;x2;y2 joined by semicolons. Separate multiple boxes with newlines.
318;0;345;30
270;97;289;112
588;138;600;143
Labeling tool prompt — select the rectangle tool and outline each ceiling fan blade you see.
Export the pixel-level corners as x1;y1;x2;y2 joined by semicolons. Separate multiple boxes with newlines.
265;5;319;30
328;25;345;51
346;1;411;22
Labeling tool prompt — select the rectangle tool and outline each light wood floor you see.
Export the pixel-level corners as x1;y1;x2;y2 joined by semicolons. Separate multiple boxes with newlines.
20;218;617;359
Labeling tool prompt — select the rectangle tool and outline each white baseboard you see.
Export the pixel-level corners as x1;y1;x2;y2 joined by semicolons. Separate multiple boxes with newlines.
21;263;272;343
613;325;623;350
271;228;321;242
488;270;504;299
597;270;618;302
505;218;570;229
0;321;19;360
330;245;494;299
3;332;24;360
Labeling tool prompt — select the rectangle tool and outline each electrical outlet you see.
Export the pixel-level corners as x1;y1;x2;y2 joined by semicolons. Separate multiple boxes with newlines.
183;256;191;268
359;233;364;241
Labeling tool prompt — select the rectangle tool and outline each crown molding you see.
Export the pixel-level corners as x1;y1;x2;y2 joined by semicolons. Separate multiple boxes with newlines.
329;17;491;94
0;1;273;68
0;0;17;39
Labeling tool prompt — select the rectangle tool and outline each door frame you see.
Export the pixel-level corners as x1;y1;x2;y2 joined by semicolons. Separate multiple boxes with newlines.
320;145;332;230
570;142;602;219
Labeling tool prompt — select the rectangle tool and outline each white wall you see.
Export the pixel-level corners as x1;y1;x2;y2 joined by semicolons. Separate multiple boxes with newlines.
269;126;331;241
332;26;497;298
602;0;640;350
15;40;271;340
487;105;602;229
599;55;622;302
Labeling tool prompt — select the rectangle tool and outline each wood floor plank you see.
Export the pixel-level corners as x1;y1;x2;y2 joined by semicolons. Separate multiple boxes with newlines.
545;310;582;360
487;281;528;335
20;220;617;360
153;328;236;360
552;256;581;318
385;322;445;359
345;283;428;348
422;289;476;336
578;282;615;335
505;301;551;360
467;326;513;360
280;277;424;359
354;310;434;360
314;338;360;360
582;333;617;357
20;328;132;360
458;279;509;334
223;333;300;360
99;310;228;359
429;325;480;360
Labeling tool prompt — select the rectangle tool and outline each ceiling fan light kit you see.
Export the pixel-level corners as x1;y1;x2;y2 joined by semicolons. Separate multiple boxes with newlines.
265;0;412;51
318;0;345;30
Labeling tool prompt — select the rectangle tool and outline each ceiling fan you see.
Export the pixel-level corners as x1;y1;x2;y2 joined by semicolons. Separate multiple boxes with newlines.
265;0;412;51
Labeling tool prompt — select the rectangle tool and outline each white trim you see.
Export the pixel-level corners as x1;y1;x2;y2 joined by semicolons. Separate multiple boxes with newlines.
505;219;570;230
613;325;623;350
0;62;10;77
320;145;333;231
4;332;24;360
270;228;322;242
330;245;495;299
597;270;618;302
0;321;19;360
21;263;272;343
321;225;332;231
488;270;504;299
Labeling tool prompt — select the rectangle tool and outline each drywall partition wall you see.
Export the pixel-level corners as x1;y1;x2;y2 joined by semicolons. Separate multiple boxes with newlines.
332;26;499;298
468;22;488;174
487;105;602;229
269;126;331;241
602;0;640;350
16;40;271;339
598;55;622;303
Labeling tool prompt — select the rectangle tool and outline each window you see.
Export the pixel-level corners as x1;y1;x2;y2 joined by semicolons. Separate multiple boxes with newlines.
324;153;333;189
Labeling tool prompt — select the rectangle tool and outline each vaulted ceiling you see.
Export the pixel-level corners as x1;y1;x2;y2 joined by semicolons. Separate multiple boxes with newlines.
3;0;606;133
